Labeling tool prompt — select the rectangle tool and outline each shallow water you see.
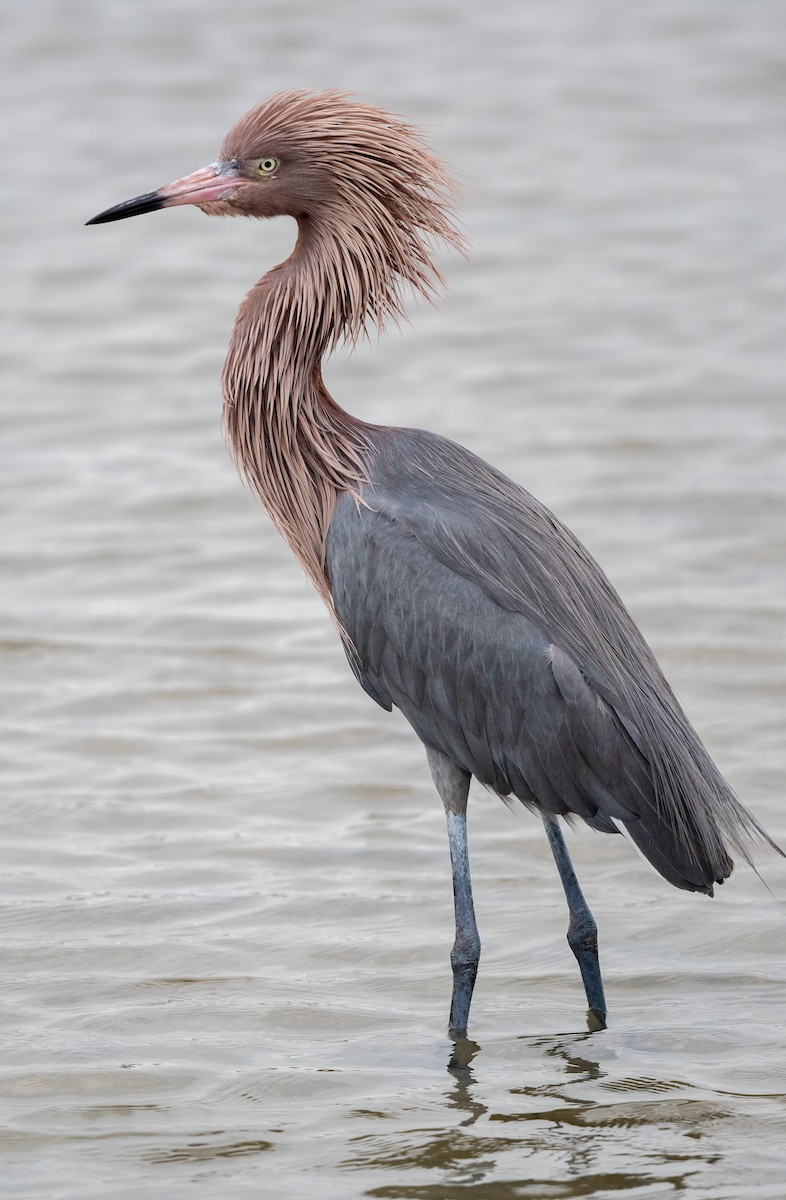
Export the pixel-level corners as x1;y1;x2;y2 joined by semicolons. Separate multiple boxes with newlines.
1;1;785;1196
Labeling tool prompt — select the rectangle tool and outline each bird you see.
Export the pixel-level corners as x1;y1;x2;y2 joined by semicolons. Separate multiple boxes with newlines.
87;89;781;1037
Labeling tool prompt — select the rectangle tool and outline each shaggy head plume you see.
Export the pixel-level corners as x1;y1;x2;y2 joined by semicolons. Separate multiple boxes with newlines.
216;89;465;339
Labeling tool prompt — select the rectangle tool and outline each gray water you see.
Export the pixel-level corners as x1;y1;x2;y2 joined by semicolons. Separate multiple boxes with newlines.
2;2;785;1197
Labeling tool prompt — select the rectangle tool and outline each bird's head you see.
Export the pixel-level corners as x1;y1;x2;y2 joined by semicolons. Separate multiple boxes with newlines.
88;90;464;335
88;88;460;233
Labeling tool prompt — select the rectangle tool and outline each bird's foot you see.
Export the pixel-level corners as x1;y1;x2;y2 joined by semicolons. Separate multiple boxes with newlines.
587;1007;607;1033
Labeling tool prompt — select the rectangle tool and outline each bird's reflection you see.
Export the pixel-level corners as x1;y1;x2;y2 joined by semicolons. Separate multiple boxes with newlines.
445;1029;606;1127
446;1036;485;1126
340;1029;725;1196
539;1030;607;1086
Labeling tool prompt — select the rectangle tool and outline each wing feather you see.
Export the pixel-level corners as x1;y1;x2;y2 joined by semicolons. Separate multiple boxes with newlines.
329;490;652;839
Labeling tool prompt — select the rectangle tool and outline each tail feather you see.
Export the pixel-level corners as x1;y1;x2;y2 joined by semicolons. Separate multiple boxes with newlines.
618;810;731;895
622;736;781;894
593;675;783;894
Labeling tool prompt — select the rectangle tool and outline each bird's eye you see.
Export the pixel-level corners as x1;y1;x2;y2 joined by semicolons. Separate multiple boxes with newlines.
256;157;279;176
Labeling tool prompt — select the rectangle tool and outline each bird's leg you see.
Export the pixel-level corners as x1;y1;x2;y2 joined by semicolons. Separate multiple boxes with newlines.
426;747;479;1039
542;814;607;1030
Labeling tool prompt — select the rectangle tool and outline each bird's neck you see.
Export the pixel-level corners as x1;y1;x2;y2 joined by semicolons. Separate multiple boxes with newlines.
221;222;374;605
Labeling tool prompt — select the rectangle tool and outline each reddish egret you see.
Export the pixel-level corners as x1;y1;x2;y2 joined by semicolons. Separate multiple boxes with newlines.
88;90;780;1036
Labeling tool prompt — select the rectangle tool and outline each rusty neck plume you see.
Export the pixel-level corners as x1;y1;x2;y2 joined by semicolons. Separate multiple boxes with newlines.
221;219;375;605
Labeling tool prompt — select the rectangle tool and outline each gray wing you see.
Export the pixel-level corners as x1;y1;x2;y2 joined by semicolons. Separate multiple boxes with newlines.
329;493;649;831
326;428;775;894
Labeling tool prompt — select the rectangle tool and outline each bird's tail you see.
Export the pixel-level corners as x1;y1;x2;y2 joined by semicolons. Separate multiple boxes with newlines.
613;697;782;895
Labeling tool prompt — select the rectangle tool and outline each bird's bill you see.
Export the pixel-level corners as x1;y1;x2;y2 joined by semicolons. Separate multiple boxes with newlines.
86;163;245;225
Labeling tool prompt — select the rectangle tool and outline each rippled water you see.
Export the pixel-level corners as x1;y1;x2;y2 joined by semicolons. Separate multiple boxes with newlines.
2;1;785;1196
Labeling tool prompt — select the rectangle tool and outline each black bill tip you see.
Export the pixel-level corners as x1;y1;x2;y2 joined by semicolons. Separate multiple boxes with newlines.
86;190;164;226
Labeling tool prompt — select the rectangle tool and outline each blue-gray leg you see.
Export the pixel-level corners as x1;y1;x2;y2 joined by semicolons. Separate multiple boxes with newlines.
426;748;479;1038
543;814;607;1030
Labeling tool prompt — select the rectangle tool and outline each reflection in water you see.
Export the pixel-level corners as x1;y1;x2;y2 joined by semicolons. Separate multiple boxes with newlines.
446;1037;484;1126
341;1034;731;1197
147;1135;274;1165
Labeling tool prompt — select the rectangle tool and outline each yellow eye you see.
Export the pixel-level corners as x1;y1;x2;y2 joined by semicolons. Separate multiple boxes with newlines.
256;156;279;176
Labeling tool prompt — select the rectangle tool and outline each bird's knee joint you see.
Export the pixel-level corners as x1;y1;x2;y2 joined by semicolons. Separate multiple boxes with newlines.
451;934;481;973
567;916;597;955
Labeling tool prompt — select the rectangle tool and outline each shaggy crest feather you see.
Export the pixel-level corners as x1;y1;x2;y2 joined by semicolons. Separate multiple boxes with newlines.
220;91;464;601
